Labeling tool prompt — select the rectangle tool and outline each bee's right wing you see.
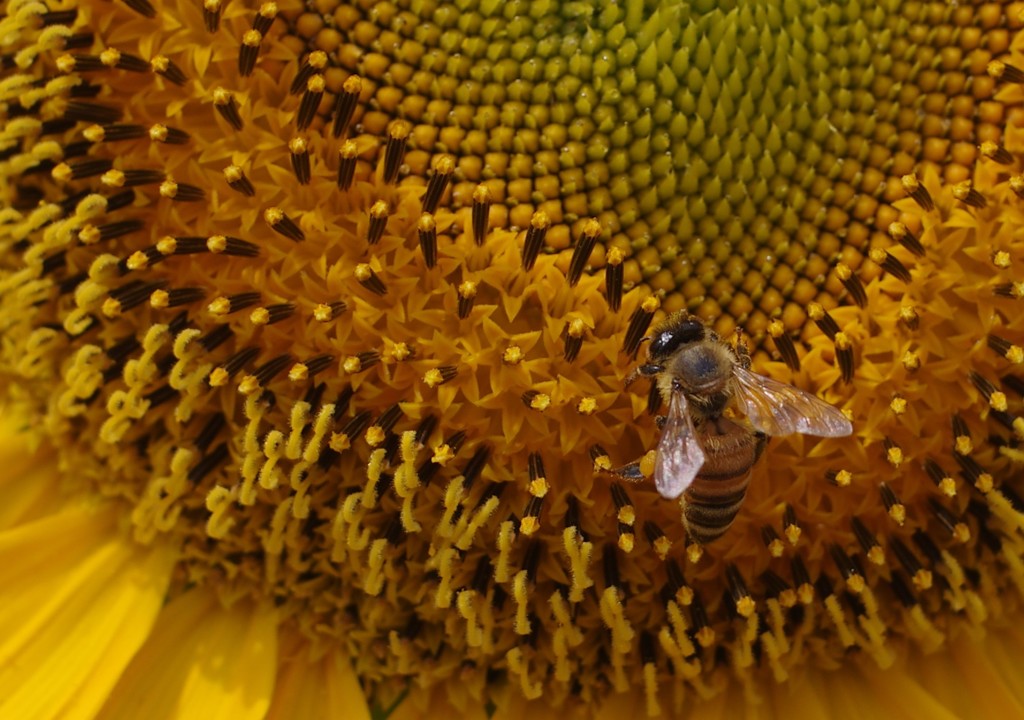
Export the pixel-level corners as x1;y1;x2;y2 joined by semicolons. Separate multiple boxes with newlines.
655;391;706;499
731;365;853;438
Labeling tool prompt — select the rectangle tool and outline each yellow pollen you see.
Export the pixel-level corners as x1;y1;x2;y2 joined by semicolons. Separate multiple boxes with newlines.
149;289;169;309
976;473;994;494
867;546;886;565
834;470;852;488
913;570;933;591
50;162;72;183
238;374;261;396
1005;346;1024;364
954;524;972;544
365;426;386;447
889;504;907;525
528;478;549;498
989;392;1008;412
592;453;612;472
939;477;957;497
902;351;921;371
956;435;974;455
576;397;598;415
641;295;660;313
617;506;635;525
653;536;672;561
101;169;126;187
736;596;756;618
430;443;455;466
768;539;785;557
99;48;120;66
388;343;411;361
686;544;703;564
528;393;550;411
458;281;478;299
288;363;309;382
156;236;177;255
639;451;657;478
127;250;149;270
342;356;363;374
250;307;271;326
889;396;907;415
886;446;903;468
423;369;444;388
288;137;307;154
502;346;524;364
993;251;1012;269
618;534;634;552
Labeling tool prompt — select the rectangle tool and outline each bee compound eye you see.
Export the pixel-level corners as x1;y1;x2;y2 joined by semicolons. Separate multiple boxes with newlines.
648;320;704;357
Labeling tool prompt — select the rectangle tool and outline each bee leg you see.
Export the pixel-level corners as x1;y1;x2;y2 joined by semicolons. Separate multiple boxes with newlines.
625;363;664;388
655;415;667;429
605;461;646;482
733;329;752;370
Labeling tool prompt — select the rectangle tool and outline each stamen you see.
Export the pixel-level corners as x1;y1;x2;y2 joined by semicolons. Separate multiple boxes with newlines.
924;458;957;497
563;318;586;362
208;291;261;316
355;264;387;295
288;355;333;382
851;517;885;565
51;157;113;181
471;185;491;246
643;521;672;561
519;210;550;272
806;302;839;340
417;214;438;268
367;200;389;245
209;347;259;387
213;88;243;130
883;438;904;468
988;334;1024;364
264;207;305;242
768;319;800;371
290;51;328;95
104;279;167;317
150;55;186;85
63;101;121;125
296;74;324;131
423;365;458;388
610;483;635;552
834;263;867;307
980;141;1013;165
970;372;1008;411
869;249;912;283
337;140;357;190
252;2;278;34
761;525;785;558
457;280;477;319
343;351;381;375
150;287;205;309
888;222;924;257
148;124;190;145
623;295;659;357
421;155;453;214
313;301;347;322
880;482;906;525
239;354;292;395
249;303;295;326
829;544;865;593
567;218;601;287
604;246;624;311
332;75;362;139
160;179;205;202
119;0;156;18
783;504;801;545
288;138;311;185
988;59;1024;84
382;121;409;185
101;169;164;188
953;180;986;209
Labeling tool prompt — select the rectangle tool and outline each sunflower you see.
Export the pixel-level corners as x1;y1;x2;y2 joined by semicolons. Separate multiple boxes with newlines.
3;0;1024;717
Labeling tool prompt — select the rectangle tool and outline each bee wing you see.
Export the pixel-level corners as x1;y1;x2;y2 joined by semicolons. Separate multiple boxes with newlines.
731;365;853;438
655;391;706;499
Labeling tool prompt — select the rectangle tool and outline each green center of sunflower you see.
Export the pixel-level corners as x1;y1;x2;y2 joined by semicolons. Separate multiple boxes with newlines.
2;0;1024;714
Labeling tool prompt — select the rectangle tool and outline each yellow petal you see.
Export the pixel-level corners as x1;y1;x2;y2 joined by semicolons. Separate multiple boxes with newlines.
267;638;371;720
0;504;176;720
98;590;278;720
0;411;60;529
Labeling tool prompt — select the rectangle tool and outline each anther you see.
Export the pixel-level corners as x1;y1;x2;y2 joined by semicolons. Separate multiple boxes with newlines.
193;413;226;453
457;280;477;319
200;0;221;31
461;446;490;490
82;124;147;144
834;263;867;307
296;74;325;131
151;56;186;85
102;169;164;188
521;391;550;411
644;522;672;561
562;220;600;288
212;88;243;130
623;296;659;357
970;372;1008;411
783;504;801;545
417;214;438;268
160;179;205;202
471;185;492;246
888;222;924;257
382;122;409;185
828;545;864;592
883;438;903;468
52;158;113;182
104;280;167;317
240;354;292;394
521;211;549;271
604;246;624;311
290;51;328;95
187;443;229;483
980;141;1014;166
252;2;278;34
148;124;190;145
929;499;969;542
151;287;205;309
994;281;1024;299
806;303;839;340
208;235;259;257
851;517;885;565
911;530;943;566
988;335;1024;365
337;141;358;190
118;0;156;18
768;319;800;371
869;249;912;284
250;303;295;326
210;347;259;386
827;469;853;487
834;332;854;384
264;207;305;242
423;365;458;388
221;165;255;196
761;570;794;606
1010;175;1024;200
988;60;1024;84
589;445;612;472
207;291;261;316
726;565;755;617
791;556;814;604
355;264;387;295
761;525;785;558
63;101;121;125
563;318;586;362
289;138;311;185
343;351;381;374
368;403;402;439
520;495;544;536
331;411;373;453
601;544;621;590
891;538;931;591
924;458;957;498
238;30;262;77
332;75;362;139
880;482;906;525
954;454;994;493
367;201;389;245
198;324;233;352
953;180;987;209
313;301;347;322
290;355;333;382
899;304;920;330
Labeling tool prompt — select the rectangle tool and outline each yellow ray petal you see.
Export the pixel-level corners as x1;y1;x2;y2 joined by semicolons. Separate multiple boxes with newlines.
0;413;59;529
97;590;278;720
267;637;371;720
0;504;176;720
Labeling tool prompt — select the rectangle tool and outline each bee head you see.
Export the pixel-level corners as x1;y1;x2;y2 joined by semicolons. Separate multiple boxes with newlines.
648;317;705;360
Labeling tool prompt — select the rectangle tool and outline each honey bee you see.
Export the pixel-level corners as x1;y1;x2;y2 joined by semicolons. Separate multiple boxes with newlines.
608;312;852;544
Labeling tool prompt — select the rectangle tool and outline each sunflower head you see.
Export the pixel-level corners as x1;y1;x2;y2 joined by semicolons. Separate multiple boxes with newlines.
2;0;1024;715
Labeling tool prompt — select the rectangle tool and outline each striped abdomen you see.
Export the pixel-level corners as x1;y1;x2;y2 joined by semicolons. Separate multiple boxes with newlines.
682;417;766;544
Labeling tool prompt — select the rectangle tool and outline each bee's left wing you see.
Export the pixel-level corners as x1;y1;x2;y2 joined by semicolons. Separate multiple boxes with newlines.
655;391;706;499
731;365;852;438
